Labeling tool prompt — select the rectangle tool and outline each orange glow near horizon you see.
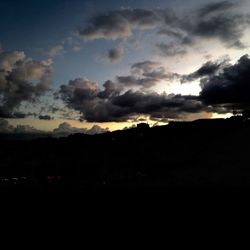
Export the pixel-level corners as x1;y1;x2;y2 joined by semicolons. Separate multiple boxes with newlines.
7;112;233;133
211;113;233;119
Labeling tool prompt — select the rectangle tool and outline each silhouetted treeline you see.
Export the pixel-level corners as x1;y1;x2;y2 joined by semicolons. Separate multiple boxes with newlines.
1;116;250;189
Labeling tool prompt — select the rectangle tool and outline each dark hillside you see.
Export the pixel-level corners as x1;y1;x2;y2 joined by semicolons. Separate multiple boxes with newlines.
1;117;250;189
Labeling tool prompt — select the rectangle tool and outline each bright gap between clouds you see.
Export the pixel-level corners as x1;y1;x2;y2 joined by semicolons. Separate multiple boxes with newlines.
157;80;233;120
157;79;201;96
211;113;233;119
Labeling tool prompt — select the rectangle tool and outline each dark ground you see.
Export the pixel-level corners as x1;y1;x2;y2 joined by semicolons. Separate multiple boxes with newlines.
1;116;250;191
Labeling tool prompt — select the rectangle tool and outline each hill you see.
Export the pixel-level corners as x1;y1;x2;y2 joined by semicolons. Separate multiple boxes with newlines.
1;117;250;189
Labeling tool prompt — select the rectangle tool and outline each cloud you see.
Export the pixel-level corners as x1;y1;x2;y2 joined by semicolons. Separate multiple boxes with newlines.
131;61;165;77
14;125;44;134
0;118;14;133
53;122;108;135
0;118;44;134
79;8;175;40
57;61;178;108
117;60;179;89
157;1;250;55
162;1;249;54
0;108;26;119
117;75;159;89
198;1;237;18
178;53;250;114
111;91;205;119
57;77;99;103
183;1;249;49
80;2;250;54
0;51;26;71
0;118;109;135
158;29;184;39
47;45;65;57
38;115;53;120
156;43;187;57
53;122;86;134
56;53;250;122
181;58;229;82
61;35;83;52
0;50;53;118
199;54;250;112
87;125;109;135
73;46;82;52
107;47;124;62
97;80;121;99
35;45;65;58
57;75;206;122
57;77;128;122
190;14;248;49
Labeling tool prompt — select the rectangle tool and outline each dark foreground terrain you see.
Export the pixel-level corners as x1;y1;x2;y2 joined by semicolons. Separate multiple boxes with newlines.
1;116;250;190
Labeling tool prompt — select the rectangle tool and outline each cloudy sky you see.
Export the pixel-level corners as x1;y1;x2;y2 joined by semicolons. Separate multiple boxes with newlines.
1;0;250;134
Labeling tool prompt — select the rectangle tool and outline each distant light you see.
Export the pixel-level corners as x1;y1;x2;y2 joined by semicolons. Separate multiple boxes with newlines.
212;113;233;119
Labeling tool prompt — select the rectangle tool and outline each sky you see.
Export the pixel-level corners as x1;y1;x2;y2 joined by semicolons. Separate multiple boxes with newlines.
1;0;250;135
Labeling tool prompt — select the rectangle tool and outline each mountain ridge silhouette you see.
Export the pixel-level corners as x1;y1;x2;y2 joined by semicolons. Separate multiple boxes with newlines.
0;116;250;189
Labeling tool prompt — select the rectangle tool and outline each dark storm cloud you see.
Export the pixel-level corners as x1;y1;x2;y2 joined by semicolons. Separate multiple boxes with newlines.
107;47;124;62
182;58;229;82
39;115;53;120
111;91;206;121
111;91;204;117
57;52;250;122
173;53;250;114
56;77;127;122
97;80;121;99
79;8;176;40
199;54;250;111
0;108;26;119
0;50;53;118
57;75;206;122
